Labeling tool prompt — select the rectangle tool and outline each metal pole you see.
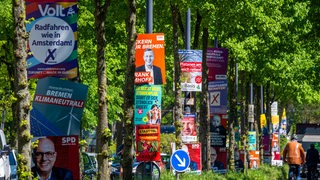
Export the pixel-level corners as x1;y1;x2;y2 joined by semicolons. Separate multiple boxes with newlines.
260;86;263;114
235;63;238;125
184;8;191;111
214;37;218;48
185;9;191;50
146;0;153;33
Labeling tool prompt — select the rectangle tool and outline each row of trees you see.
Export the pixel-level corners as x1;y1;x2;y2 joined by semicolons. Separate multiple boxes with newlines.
1;0;320;179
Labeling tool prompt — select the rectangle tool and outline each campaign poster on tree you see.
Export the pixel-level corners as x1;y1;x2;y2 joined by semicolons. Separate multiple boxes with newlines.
135;33;166;85
135;124;160;162
31;136;79;180
31;77;88;136
182;143;202;174
209;80;228;114
26;0;78;79
210;146;227;174
248;131;256;150
206;48;228;81
249;150;260;169
181;114;197;143
134;85;162;125
178;50;202;91
210;114;227;147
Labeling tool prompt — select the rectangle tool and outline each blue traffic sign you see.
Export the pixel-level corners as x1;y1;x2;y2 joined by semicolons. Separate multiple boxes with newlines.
170;149;190;172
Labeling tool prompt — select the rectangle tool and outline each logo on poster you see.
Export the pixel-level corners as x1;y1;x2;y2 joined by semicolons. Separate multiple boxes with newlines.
210;92;221;106
29;17;75;65
62;136;76;145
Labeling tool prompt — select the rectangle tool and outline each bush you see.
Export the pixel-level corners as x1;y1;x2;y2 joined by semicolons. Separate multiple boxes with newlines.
160;164;288;180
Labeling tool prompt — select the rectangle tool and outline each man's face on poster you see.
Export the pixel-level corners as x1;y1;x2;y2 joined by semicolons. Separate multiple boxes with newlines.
182;119;195;136
34;138;57;173
210;147;217;163
212;115;221;127
143;49;155;67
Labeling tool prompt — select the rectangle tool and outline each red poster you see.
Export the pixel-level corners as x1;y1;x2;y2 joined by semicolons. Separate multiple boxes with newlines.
210;146;227;173
135;33;166;85
31;136;79;180
136;124;161;162
182;143;202;173
182;114;197;143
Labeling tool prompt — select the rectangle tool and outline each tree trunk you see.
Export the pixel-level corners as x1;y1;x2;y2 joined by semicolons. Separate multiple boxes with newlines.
122;0;136;179
94;0;111;179
171;2;183;150
192;10;202;50
199;27;210;170
12;0;32;178
228;57;236;171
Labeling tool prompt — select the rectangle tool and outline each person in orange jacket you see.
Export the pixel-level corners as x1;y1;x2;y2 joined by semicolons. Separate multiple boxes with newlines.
283;134;306;180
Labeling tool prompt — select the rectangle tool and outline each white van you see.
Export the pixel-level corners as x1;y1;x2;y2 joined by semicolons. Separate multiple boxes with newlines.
0;129;11;180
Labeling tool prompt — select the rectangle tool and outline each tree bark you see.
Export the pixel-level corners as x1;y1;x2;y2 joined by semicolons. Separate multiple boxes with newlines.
122;0;136;179
199;27;210;170
192;10;202;50
228;57;236;171
171;2;183;150
12;0;32;178
94;0;111;179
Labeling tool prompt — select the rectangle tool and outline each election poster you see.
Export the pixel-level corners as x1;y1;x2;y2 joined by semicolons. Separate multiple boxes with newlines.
279;108;287;135
210;146;227;174
135;33;166;85
31;136;79;180
272;115;280;133
209;80;228;114
249;150;260;169
182;143;202;174
31;77;88;136
182;114;197;143
179;50;202;91
26;0;79;79
210;114;227;147
248;131;256;150
206;48;228;81
134;85;162;125
263;134;271;156
235;149;245;172
136;124;161;162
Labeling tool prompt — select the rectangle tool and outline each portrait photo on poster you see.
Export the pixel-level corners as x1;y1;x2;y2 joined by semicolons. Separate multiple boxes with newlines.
31;137;76;180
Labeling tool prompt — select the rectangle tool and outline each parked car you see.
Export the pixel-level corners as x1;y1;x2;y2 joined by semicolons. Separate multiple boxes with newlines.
0;129;11;180
110;158;140;180
86;152;98;170
9;149;18;180
82;152;97;179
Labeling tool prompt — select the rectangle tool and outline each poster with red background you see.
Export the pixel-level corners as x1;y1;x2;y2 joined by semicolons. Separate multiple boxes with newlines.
32;136;80;180
135;124;161;162
183;143;202;173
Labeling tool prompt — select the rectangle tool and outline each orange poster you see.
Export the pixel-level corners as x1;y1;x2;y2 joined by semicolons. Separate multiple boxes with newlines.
249;150;260;169
135;33;166;85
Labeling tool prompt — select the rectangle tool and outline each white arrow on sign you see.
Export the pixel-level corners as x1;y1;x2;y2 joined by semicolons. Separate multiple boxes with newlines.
175;154;186;167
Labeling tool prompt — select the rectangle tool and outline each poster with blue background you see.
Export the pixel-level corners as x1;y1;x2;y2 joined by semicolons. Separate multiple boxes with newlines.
31;77;88;136
134;85;162;125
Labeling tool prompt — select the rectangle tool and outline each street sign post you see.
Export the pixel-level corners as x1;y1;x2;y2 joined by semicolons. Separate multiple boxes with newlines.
170;149;190;172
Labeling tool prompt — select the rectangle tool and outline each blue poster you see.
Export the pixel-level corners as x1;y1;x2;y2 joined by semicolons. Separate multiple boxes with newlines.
31;77;88;136
209;80;228;114
134;85;162;125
